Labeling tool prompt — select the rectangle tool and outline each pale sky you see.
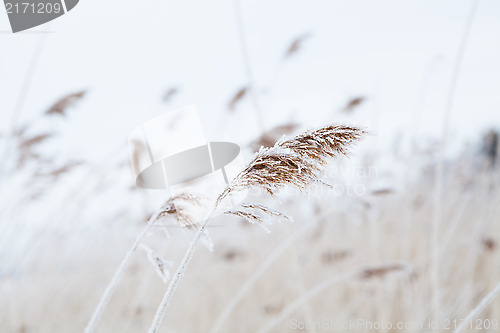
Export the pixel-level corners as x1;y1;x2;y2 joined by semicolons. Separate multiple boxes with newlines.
1;0;499;162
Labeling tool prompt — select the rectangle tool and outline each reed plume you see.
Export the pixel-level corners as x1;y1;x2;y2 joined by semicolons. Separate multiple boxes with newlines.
162;87;179;103
283;32;312;60
148;124;365;333
45;90;86;116
219;124;365;201
228;86;248;112
35;160;81;179
342;96;365;112
17;133;53;167
157;193;204;229
19;133;52;150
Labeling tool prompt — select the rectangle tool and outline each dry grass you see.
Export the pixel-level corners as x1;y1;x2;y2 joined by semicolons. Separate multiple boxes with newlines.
2;111;499;333
146;124;365;332
2;161;499;333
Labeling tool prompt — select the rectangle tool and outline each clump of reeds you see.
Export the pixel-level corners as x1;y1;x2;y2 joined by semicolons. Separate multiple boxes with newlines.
147;124;365;333
15;90;87;172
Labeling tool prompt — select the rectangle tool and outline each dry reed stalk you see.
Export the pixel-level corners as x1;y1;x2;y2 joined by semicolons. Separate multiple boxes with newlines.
19;133;52;149
17;133;53;167
47;161;81;179
256;263;414;333
148;124;365;333
228;86;248;112
157;193;203;229
225;209;263;223
283;33;312;60
225;203;290;225
45;90;86;116
359;262;412;279
233;0;265;131
370;188;394;196
432;0;481;320
220;125;365;199
162;87;179;103
453;281;500;333
148;205;218;333
342;96;365;113
140;244;172;284
84;193;202;333
83;212;161;333
34;160;81;179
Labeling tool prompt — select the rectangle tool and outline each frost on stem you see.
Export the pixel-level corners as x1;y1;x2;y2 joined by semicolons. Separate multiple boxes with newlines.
140;244;172;284
147;124;366;333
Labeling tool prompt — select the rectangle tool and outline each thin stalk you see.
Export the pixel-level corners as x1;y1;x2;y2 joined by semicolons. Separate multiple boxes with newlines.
233;0;265;132
84;212;161;333
148;124;364;331
431;0;480;320
148;203;219;333
453;282;500;333
86;157;174;333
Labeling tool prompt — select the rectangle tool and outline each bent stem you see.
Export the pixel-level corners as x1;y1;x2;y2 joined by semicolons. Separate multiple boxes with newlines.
84;212;161;333
148;203;220;333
